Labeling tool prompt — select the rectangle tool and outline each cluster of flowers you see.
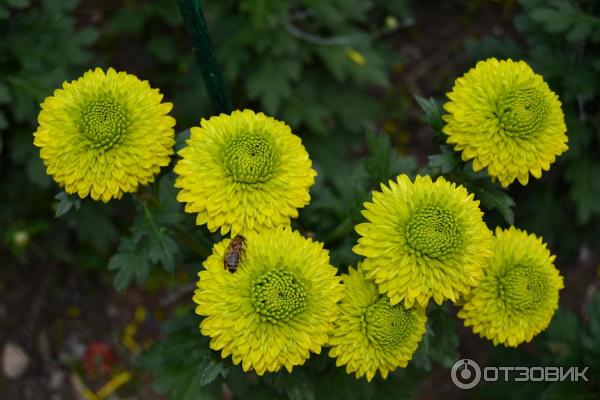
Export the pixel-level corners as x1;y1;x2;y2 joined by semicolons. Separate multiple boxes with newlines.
34;58;568;381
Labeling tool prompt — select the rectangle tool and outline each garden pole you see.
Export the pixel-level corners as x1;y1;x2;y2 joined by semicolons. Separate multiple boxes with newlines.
178;0;232;114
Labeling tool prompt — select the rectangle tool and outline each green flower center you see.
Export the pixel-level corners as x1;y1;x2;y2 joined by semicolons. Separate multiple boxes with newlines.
224;134;274;184
80;98;128;150
251;269;307;323
499;264;548;312
364;298;412;347
406;206;460;259
496;87;547;137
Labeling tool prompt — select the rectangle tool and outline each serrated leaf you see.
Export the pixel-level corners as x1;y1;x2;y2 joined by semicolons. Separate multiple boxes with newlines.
129;176;182;272
427;147;460;174
468;180;515;225
54;191;81;218
138;314;229;400
108;240;152;291
131;212;179;272
196;358;228;387
363;131;417;187
415;95;443;132
147;231;178;272
263;371;316;400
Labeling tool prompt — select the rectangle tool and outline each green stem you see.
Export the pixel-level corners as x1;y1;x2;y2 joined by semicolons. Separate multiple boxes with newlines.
178;0;232;114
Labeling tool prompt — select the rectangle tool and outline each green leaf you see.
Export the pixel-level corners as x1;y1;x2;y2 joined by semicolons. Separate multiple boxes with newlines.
412;305;459;370
54;191;81;218
469;180;515;225
108;176;183;290
147;228;178;272
175;129;190;152
263;371;316;400
465;37;525;61
130;202;176;267
427;146;461;174
426;305;460;368
246;60;301;114
362;131;417;187
157;174;185;224
138;314;229;400
414;95;443;132
108;239;152;291
131;176;183;272
529;1;600;42
531;7;572;33
565;157;600;224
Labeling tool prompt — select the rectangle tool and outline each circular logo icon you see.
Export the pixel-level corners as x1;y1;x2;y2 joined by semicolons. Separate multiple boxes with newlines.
451;358;481;389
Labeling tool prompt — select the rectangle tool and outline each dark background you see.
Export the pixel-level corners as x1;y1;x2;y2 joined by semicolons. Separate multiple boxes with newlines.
1;0;599;399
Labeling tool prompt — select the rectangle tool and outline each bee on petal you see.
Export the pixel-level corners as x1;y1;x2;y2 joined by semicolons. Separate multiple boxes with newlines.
224;235;245;273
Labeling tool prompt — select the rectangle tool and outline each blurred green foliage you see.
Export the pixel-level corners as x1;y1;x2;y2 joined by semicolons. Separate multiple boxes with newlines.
1;0;599;399
0;0;120;267
467;0;600;259
464;0;600;397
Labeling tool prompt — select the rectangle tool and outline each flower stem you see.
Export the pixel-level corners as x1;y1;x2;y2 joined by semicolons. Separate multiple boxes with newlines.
178;0;232;114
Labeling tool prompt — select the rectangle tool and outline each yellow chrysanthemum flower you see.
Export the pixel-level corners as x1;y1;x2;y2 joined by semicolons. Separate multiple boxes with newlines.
34;67;175;202
194;227;343;375
443;58;568;187
174;110;316;235
329;267;426;381
353;175;493;307
458;227;563;347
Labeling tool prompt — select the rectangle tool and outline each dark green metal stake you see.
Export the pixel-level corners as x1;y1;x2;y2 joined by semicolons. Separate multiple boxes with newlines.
178;0;232;115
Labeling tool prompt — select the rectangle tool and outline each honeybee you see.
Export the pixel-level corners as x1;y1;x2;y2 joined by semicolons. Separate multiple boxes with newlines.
224;235;245;273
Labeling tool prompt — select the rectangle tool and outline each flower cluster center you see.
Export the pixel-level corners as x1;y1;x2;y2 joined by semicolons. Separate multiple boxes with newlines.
499;264;547;312
79;97;128;150
225;134;274;184
365;298;411;347
251;269;306;323
496;87;547;137
406;206;460;259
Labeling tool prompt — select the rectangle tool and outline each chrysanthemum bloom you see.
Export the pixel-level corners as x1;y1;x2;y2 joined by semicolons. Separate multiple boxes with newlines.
34;68;175;202
174;110;316;235
329;267;426;381
458;227;563;347
194;227;343;375
353;175;493;307
443;58;568;187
